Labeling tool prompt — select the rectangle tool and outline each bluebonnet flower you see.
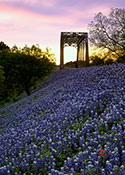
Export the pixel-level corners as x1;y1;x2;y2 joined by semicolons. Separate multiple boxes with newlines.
119;165;125;175
106;160;113;172
0;64;124;174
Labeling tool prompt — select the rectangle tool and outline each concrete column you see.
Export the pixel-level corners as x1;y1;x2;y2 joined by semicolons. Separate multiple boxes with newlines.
82;44;84;61
76;46;80;68
85;33;89;67
60;34;64;69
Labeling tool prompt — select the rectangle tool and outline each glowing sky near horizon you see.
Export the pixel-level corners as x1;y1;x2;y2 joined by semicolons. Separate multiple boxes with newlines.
0;0;125;64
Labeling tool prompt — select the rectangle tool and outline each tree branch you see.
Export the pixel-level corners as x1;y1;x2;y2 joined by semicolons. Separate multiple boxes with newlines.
100;20;125;49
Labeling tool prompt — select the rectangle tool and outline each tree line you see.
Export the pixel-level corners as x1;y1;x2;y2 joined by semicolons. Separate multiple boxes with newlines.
0;42;56;105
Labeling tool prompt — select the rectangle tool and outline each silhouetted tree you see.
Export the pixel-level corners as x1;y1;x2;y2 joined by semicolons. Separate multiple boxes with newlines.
0;65;5;101
89;8;125;57
0;41;10;51
0;51;55;99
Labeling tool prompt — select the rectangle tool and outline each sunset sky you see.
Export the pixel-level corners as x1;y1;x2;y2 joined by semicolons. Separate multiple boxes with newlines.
0;0;125;64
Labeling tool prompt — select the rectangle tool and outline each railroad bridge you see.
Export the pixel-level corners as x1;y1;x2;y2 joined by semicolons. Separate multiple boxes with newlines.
60;32;89;69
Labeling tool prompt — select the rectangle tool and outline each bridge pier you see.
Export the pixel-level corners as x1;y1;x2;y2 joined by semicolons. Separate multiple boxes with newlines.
60;32;89;69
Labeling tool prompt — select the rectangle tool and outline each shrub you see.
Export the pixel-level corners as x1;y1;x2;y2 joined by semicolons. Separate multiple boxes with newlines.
0;51;55;103
90;56;104;66
104;58;114;65
117;55;125;63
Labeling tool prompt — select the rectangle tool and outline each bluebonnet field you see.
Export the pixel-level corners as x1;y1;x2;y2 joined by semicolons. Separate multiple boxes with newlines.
0;64;125;175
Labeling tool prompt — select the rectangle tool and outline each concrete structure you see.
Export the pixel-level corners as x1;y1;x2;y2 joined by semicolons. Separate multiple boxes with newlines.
60;32;89;69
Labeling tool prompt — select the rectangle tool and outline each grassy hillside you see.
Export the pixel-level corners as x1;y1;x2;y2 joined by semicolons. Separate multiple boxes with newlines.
0;64;125;175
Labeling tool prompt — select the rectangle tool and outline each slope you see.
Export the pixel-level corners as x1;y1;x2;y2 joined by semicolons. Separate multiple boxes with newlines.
0;64;125;175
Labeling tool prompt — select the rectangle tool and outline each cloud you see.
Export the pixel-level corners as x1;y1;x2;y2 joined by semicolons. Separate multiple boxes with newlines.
0;4;74;48
0;0;65;16
0;0;125;17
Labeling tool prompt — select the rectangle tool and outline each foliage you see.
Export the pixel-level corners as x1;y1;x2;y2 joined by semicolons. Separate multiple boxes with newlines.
90;56;105;66
65;61;86;68
43;47;56;64
0;65;5;101
0;41;10;51
117;55;125;63
89;8;125;58
104;58;114;65
0;50;55;103
11;44;56;64
90;47;118;62
65;61;76;68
